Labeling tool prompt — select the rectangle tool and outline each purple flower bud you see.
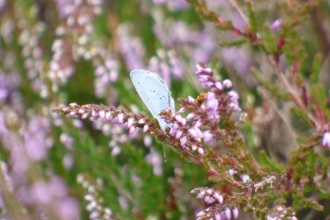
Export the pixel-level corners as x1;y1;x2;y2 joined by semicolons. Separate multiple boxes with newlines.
91;110;98;117
228;91;239;101
177;107;186;114
195;127;204;138
222;79;232;88
117;113;124;124
78;109;85;114
188;128;198;138
232;207;239;219
206;97;219;117
214;192;223;204
81;113;89;119
228;168;237;176
192;145;197;151
111;117;118;124
204;81;214;88
99;110;105;119
198;74;209;82
215;213;221;220
196;210;205;218
203;130;213;143
186;113;195;120
175;115;186;125
143;124;149;132
215;81;223;91
69;111;76;116
270;19;283;31
188;96;195;103
138;118;145;124
225;208;231;219
105;111;112;119
175;129;183;139
129;126;136;134
127;118;134;128
205;196;215;204
196;192;204;199
241;174;251;183
180;136;187;147
193;120;201;128
69;103;78;107
207;92;215;100
322;132;330;149
198;147;204;155
228;103;241;112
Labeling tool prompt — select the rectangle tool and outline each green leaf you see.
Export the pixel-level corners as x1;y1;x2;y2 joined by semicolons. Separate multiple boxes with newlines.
259;150;285;173
247;2;258;34
310;54;322;85
310;85;326;107
219;39;247;47
251;67;291;100
261;27;277;54
290;107;310;126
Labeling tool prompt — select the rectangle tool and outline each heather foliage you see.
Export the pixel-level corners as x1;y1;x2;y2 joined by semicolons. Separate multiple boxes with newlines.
1;0;330;219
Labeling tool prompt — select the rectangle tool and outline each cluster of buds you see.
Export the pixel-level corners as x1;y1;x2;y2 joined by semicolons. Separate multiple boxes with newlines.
191;187;239;220
158;63;243;160
266;206;297;220
77;174;112;220
52;103;152;135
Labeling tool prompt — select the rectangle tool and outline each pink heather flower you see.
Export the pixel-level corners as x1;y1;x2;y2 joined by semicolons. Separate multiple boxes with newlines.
99;110;105;119
175;115;186;125
117;113;124;124
186;113;194;120
105;111;112;120
138;118;145;124
222;79;232;88
153;0;166;4
215;81;223;91
196;210;205;218
206;93;219;118
270;19;283;31
175;129;183;139
127;117;134;128
143;135;152;147
213;192;223;204
215;213;221;220
225;208;231;219
129;126;136;134
228;103;242;112
188;128;198;138
241;174;251;183
228;168;238;176
177;107;185;114
205;195;215;204
31;181;51;204
188;96;195;103
180;136;187;147
203;130;214;143
322;132;330;149
228;91;239;102
232;207;239;219
143;124;149;132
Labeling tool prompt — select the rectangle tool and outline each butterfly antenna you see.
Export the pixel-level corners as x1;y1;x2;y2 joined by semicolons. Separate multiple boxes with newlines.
162;143;167;162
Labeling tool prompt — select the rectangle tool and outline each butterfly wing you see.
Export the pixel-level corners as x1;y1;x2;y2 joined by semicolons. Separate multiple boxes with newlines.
130;70;175;131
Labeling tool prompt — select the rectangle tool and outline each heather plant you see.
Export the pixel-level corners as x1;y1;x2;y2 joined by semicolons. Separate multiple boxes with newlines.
0;0;330;220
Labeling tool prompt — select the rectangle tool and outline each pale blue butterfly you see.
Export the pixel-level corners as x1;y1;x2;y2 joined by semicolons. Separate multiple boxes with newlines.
130;70;175;131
